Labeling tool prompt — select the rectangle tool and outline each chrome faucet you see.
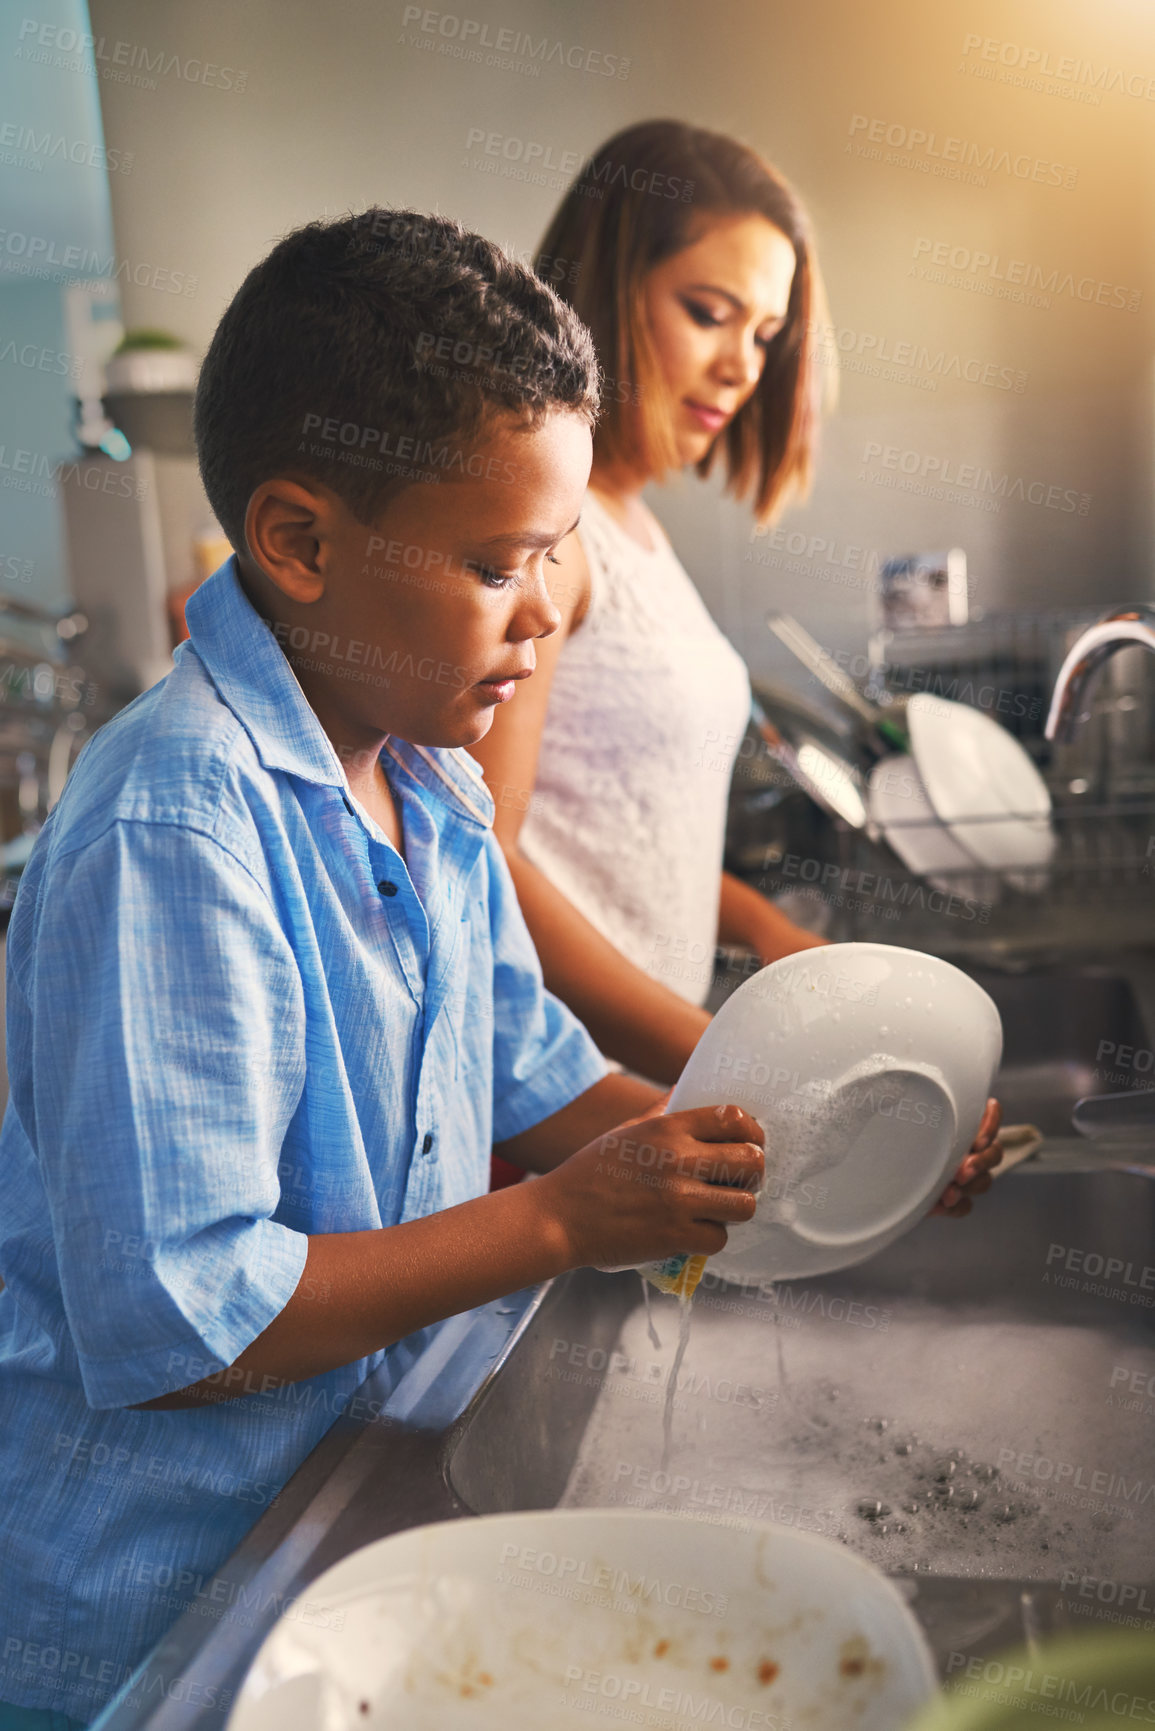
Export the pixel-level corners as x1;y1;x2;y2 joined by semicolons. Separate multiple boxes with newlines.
1044;604;1155;743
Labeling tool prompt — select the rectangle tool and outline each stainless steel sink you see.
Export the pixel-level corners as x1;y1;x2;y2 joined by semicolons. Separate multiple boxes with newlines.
93;1165;1155;1731
968;968;1150;1135
91;954;1155;1731
448;1165;1155;1669
451;1168;1155;1567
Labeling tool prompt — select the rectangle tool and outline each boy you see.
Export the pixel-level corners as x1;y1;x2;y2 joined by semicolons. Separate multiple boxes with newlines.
0;210;767;1728
0;208;1000;1727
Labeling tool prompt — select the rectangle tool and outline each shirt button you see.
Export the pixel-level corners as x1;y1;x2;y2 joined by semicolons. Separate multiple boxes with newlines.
377;880;398;897
422;1132;434;1154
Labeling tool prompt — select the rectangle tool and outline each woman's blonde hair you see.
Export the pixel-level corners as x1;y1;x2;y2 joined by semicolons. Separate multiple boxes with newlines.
536;119;829;525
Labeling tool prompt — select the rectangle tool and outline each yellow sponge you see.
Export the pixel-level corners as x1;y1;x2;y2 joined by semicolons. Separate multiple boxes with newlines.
638;1253;708;1301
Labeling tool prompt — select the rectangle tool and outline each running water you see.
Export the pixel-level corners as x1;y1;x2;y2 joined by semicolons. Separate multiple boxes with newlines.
773;1308;828;1436
656;1271;823;1476
640;1278;662;1351
659;1297;695;1472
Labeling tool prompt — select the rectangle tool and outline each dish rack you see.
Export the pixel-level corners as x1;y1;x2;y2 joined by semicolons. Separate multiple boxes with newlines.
741;605;1155;952
815;791;1155;950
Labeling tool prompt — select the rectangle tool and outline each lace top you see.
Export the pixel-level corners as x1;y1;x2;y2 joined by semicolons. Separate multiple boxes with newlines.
518;491;751;1006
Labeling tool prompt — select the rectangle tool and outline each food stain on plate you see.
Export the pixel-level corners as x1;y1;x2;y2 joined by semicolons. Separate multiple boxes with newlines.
457;1671;494;1698
838;1634;885;1681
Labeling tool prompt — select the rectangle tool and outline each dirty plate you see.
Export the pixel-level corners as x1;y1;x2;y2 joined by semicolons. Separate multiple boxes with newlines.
229;1509;936;1731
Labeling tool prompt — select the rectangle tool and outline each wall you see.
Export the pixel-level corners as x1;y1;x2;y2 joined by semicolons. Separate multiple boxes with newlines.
0;0;117;610
86;0;1155;676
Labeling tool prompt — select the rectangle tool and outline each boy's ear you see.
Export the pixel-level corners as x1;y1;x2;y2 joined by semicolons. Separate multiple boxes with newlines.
243;478;338;603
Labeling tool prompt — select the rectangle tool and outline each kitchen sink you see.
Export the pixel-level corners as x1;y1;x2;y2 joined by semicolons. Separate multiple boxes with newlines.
967;968;1150;1136
451;1170;1155;1574
91;956;1155;1731
448;1166;1155;1666
92;1171;1155;1731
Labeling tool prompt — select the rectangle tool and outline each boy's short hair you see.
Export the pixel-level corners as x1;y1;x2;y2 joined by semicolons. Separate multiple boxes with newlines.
195;207;601;553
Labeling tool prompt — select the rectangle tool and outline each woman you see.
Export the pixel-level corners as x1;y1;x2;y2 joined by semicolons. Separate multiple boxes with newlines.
475;121;827;1077
476;121;1000;1209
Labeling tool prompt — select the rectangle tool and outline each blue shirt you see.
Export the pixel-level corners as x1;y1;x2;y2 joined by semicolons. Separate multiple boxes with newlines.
0;559;605;1722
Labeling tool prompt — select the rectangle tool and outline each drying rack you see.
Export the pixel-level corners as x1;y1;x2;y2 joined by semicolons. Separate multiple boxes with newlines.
742;604;1155;955
815;793;1155;951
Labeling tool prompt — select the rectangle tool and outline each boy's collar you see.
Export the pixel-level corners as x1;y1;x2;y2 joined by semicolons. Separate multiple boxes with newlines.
184;557;494;828
381;737;493;828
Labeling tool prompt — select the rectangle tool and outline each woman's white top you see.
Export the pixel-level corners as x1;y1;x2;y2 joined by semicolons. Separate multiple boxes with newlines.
518;490;751;1007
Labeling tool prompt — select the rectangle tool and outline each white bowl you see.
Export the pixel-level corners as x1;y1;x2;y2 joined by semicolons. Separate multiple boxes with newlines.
669;942;1003;1281
229;1509;936;1731
868;753;989;901
906;694;1054;893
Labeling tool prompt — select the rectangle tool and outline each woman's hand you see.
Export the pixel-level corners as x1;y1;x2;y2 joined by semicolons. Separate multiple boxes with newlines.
930;1097;1004;1217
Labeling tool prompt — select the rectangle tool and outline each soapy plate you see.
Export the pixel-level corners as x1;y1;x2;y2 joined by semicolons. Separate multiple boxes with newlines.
668;944;1002;1282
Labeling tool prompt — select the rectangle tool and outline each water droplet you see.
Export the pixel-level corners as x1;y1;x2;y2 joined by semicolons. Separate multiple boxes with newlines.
993;1505;1016;1524
904;1501;921;1515
932;1459;957;1482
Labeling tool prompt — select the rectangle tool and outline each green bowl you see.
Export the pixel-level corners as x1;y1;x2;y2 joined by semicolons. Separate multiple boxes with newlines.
905;1632;1155;1730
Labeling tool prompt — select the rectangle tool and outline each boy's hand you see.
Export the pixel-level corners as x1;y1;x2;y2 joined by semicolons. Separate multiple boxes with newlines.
931;1097;1004;1218
537;1102;765;1271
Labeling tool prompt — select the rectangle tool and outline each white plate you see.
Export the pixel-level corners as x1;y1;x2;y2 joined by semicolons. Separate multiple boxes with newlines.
867;754;988;900
229;1509;937;1731
907;695;1054;891
668;943;1002;1281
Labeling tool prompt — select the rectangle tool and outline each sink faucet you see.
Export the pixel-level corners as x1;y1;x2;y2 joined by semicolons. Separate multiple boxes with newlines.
1044;604;1155;743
